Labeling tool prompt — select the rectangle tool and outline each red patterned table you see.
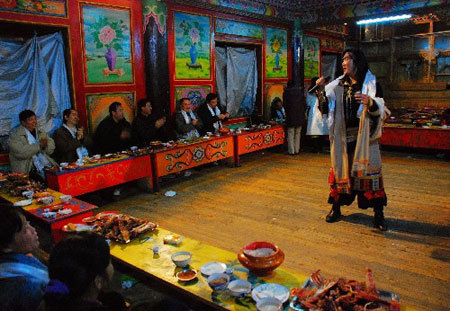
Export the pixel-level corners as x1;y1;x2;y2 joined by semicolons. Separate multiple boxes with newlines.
45;155;153;196
0;189;97;243
151;136;234;191
380;125;450;150
233;125;285;166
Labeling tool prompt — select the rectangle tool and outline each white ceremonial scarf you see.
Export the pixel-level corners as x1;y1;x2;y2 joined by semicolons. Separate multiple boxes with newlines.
25;129;52;177
63;124;76;138
207;104;222;130
181;110;197;125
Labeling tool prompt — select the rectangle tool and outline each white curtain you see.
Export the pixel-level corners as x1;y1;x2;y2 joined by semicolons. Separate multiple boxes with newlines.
0;32;71;136
215;46;257;117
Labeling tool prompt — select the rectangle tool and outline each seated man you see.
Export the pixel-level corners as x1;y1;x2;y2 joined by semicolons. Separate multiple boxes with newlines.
174;98;203;139
52;109;89;163
197;93;229;135
269;97;286;125
132;98;166;147
94;102;133;155
8;110;57;181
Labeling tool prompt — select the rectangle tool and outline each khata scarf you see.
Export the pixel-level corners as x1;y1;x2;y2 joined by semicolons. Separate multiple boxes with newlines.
207;104;222;130
25;129;52;178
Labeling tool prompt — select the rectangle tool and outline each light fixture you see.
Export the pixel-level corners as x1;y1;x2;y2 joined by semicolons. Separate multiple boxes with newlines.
356;14;412;25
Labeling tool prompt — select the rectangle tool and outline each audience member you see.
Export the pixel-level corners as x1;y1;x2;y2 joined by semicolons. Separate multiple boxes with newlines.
94;102;133;154
8;110;57;181
0;207;49;311
174;98;203;139
197;93;229;135
52;109;89;163
41;232;126;311
132;98;166;146
283;82;306;155
269;97;286;124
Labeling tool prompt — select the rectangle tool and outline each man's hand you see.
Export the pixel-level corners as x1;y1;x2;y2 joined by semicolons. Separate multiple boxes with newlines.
316;76;326;86
155;117;166;129
39;137;48;149
192;118;198;126
76;127;84;140
354;93;372;107
218;114;226;120
120;129;131;140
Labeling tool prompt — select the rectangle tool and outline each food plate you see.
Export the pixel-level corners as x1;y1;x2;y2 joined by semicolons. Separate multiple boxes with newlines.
34;191;51;198
82;216;98;223
62;223;93;233
13;199;33;207
200;262;227;276
176;269;198;282
96;211;119;219
251;283;290;303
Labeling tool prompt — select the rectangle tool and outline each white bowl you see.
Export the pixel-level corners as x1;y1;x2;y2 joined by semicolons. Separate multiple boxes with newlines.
130;146;138;151
227;279;252;297
207;273;230;291
60;162;69;167
39;196;54;205
22;190;34;199
93;154;101;159
171;251;191;268
59;195;72;203
256;297;282;311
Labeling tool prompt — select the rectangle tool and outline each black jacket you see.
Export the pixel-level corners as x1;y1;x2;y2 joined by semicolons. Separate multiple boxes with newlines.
283;86;306;127
197;104;227;135
52;126;83;163
94;116;132;154
132;114;159;147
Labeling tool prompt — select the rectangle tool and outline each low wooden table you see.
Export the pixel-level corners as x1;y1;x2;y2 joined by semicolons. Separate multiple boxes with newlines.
110;226;415;311
45;154;153;196
233;125;285;166
151;136;234;191
380;125;450;150
0;189;97;243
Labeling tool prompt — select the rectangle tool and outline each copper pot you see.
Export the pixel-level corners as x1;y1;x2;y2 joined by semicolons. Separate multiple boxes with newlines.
237;241;284;275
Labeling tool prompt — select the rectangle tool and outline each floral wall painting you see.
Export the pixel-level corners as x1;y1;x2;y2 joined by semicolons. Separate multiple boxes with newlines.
86;92;135;134
266;27;288;78
264;83;286;120
0;0;66;17
82;5;133;84
215;18;263;39
304;36;320;79
174;11;211;80
174;85;211;111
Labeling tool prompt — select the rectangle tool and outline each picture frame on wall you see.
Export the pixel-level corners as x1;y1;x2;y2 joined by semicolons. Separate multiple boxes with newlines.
173;11;211;80
264;83;286;120
304;36;320;79
215;18;263;39
86;92;135;134
174;85;212;111
265;27;288;79
0;0;66;17
81;4;134;85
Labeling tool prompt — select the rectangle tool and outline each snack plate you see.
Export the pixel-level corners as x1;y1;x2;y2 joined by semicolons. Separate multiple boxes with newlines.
251;283;290;303
289;278;400;311
200;262;227;276
13;199;33;207
176;269;198;282
62;223;94;233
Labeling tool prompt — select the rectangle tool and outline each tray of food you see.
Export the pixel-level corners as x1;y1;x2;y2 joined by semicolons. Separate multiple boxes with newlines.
88;213;157;244
1;173;47;197
290;269;400;311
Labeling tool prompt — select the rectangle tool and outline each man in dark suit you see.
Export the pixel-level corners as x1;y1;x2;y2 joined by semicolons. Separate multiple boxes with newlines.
197;93;229;135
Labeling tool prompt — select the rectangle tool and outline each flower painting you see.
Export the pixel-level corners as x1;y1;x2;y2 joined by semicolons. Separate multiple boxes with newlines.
0;0;66;16
174;11;211;80
304;36;320;79
174;85;211;111
82;5;133;84
266;27;287;78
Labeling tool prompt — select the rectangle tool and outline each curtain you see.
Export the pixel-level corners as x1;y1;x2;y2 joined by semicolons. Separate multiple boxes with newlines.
0;32;70;136
215;46;257;117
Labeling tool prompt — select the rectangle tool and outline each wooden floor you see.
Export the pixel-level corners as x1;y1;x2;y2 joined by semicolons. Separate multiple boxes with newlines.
102;149;450;311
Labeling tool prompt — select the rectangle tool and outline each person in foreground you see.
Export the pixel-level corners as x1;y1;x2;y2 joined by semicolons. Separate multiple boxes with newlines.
317;48;388;231
8;110;57;181
0;207;49;311
41;232;126;311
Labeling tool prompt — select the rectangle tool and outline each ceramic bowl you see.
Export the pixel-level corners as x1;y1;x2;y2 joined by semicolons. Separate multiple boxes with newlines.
207;273;230;292
60;162;69;168
256;297;282;311
171;251;192;268
59;195;72;203
38;196;54;205
22;190;34;199
237;241;284;275
227;279;252;297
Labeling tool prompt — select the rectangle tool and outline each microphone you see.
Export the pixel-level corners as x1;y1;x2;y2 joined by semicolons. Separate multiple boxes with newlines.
308;76;330;94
